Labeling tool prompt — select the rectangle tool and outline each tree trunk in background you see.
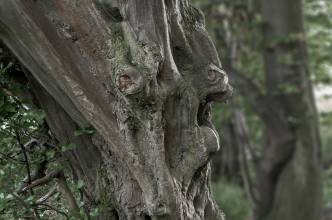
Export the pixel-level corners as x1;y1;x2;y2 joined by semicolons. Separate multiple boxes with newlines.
200;0;322;219
212;119;242;183
0;0;232;219
254;0;322;219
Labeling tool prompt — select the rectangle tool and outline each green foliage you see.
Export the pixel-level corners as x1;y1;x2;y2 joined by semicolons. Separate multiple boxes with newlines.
0;60;89;220
305;0;332;84
320;112;332;209
196;0;332;215
212;181;251;220
74;126;95;137
324;168;332;209
0;63;48;193
0;62;51;219
61;143;78;152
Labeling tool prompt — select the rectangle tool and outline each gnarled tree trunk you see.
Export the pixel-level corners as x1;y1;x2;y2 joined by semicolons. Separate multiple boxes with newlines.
0;0;232;219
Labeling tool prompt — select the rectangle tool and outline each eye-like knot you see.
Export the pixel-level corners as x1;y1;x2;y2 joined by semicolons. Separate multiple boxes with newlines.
202;63;233;103
206;63;228;85
118;75;133;90
116;67;144;95
207;70;217;81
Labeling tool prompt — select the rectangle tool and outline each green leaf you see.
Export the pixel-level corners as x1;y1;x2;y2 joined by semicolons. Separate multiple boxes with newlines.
90;207;100;217
77;179;85;189
61;143;77;152
74;126;95;136
46;149;56;160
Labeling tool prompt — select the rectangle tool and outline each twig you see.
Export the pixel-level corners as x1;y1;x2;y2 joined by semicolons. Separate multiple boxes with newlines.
17;170;80;215
10;192;40;220
0;151;25;163
15;130;33;193
36;186;58;204
37;203;69;219
17;160;48;193
14;130;41;218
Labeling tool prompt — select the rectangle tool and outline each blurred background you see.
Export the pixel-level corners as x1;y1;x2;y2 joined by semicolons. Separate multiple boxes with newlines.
191;0;332;219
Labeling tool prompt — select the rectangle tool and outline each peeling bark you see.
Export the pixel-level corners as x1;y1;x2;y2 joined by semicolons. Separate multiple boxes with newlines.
0;0;232;219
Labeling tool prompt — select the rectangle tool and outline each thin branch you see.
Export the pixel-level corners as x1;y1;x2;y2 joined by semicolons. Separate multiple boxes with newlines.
17;169;80;215
15;130;33;196
57;173;80;214
17;160;48;193
227;66;264;103
231;102;259;165
37;204;69;220
10;192;40;220
217;14;290;137
0;151;25;163
36;186;58;204
24;138;38;151
232;110;259;206
18;170;61;193
14;127;39;218
0;85;28;110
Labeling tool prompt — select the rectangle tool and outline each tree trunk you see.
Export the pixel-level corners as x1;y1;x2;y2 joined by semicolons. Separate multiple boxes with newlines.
198;1;322;219
212;116;242;184
0;0;232;219
254;0;322;219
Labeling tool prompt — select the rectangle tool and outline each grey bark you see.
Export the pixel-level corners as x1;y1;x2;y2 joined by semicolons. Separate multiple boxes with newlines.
0;0;232;219
256;1;322;220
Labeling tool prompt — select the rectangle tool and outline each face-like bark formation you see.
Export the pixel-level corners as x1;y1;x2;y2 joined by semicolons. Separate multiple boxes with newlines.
0;0;232;219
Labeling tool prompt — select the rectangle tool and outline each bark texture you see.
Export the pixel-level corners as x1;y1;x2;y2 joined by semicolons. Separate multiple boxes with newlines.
0;0;232;219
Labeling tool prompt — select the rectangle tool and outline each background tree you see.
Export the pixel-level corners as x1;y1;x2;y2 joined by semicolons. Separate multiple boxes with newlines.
194;0;332;220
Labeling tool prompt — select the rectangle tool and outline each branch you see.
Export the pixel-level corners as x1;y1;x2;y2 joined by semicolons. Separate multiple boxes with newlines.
17;170;80;215
56;173;80;214
15;168;80;217
10;192;40;220
15;130;33;195
37;204;69;220
0;151;25;163
17;160;48;193
229;67;292;140
36;186;58;205
232;110;259;206
23;138;38;151
230;103;259;165
227;66;263;99
215;14;291;138
18;170;61;194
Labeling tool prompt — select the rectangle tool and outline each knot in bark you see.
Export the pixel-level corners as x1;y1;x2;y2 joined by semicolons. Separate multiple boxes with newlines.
116;67;144;95
204;64;233;103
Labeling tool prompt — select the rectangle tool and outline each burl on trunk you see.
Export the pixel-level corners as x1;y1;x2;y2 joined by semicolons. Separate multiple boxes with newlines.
0;0;232;219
